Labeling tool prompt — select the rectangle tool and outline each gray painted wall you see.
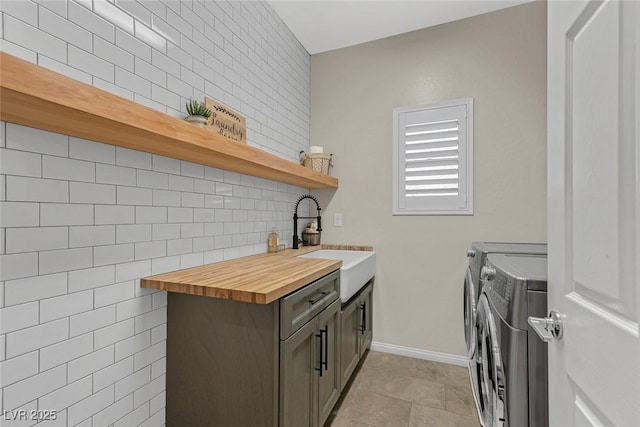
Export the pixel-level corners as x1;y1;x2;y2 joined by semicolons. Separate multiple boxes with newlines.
311;1;547;357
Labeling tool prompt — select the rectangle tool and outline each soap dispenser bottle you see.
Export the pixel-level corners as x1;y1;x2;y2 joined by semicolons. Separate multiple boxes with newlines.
268;228;279;253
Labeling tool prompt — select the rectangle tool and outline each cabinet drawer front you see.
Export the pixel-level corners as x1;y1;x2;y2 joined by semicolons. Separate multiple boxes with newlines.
280;270;340;339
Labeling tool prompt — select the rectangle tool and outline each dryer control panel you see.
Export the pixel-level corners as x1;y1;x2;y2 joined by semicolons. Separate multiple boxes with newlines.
483;272;512;321
483;253;547;331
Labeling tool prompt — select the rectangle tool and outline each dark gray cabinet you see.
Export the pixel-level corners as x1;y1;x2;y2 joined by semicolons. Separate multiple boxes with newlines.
339;280;374;390
339;292;360;388
166;269;341;427
316;299;341;426
280;298;340;427
359;281;373;356
280;315;317;426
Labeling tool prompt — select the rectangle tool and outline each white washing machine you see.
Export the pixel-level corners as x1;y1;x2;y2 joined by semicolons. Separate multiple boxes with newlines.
463;242;546;425
474;253;548;427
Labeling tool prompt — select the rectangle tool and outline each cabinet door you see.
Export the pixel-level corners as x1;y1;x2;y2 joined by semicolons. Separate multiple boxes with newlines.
339;296;360;390
280;318;318;427
359;282;373;358
317;299;341;427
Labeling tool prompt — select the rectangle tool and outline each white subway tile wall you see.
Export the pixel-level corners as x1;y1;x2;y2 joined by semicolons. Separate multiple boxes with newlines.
0;0;310;425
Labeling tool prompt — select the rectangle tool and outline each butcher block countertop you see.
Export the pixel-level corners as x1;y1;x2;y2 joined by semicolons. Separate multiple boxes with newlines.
141;246;346;304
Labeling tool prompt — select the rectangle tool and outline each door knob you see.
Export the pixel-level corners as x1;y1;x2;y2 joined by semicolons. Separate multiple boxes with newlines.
528;310;563;342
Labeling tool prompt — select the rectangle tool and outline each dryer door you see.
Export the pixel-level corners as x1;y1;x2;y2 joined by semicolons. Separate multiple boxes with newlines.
475;294;506;427
463;267;477;357
466;267;484;425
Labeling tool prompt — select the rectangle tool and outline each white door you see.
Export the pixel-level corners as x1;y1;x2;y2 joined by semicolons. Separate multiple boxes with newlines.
547;0;640;426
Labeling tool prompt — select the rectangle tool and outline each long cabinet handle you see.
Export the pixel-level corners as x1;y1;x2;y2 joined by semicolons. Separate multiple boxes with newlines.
315;331;323;377
363;302;367;332
322;325;328;371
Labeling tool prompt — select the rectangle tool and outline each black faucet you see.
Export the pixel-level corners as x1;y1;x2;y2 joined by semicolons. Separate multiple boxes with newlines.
293;194;322;249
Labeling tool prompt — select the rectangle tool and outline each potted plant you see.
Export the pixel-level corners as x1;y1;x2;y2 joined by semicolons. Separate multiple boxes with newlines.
185;99;212;128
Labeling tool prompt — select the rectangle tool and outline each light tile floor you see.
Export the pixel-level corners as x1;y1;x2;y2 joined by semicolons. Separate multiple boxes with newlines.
326;351;481;427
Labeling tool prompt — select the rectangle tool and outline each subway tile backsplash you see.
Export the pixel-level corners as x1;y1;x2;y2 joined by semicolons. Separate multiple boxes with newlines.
0;0;310;425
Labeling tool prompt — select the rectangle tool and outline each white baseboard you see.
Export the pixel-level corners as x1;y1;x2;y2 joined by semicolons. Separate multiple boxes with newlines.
370;341;468;367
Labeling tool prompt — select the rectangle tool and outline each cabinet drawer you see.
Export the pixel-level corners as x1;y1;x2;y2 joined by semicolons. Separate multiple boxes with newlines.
280;270;339;339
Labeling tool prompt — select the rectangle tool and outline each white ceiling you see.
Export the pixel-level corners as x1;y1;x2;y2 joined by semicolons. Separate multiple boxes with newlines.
268;0;533;54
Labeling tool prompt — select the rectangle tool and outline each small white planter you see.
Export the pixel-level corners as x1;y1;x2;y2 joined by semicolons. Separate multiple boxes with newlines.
185;115;208;128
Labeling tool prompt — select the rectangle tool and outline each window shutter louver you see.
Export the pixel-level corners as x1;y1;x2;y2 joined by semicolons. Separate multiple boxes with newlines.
393;99;473;215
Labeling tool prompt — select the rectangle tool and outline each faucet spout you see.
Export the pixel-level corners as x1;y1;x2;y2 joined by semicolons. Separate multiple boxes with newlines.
293;194;322;249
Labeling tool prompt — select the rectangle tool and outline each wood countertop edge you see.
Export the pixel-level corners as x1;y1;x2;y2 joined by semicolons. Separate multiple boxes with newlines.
320;244;374;251
140;245;375;304
141;259;342;304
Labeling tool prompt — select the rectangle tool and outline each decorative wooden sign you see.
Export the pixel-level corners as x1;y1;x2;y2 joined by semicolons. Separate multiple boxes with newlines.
205;97;247;144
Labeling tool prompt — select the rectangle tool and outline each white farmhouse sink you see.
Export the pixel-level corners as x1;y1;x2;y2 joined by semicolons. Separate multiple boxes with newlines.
298;250;376;302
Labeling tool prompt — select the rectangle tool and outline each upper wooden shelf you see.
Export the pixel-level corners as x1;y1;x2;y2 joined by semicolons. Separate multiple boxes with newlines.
0;52;338;189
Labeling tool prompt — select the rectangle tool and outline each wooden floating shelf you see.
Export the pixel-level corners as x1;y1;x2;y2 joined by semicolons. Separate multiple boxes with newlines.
0;52;338;189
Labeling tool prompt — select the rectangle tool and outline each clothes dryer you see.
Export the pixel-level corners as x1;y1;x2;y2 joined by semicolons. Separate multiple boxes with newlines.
463;242;546;425
474;253;548;427
463;242;547;357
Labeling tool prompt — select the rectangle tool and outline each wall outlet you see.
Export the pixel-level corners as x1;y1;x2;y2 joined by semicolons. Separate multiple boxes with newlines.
334;213;343;227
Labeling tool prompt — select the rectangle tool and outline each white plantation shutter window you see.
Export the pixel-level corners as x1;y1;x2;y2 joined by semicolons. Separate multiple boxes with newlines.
393;98;473;215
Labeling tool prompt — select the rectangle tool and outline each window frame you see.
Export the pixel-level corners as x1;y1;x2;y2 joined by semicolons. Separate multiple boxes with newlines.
392;98;474;216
